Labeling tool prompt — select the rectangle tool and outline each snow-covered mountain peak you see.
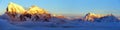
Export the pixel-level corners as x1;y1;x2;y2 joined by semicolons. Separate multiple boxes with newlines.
84;13;102;21
27;5;48;15
7;2;26;14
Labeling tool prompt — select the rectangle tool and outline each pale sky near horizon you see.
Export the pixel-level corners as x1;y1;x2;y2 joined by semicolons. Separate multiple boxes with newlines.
0;0;120;16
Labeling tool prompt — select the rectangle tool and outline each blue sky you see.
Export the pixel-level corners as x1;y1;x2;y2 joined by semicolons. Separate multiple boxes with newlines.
0;0;120;16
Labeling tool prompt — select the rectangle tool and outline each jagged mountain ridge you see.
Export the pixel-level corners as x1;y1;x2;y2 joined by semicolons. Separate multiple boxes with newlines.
84;13;103;21
4;2;120;22
96;14;120;22
84;13;120;22
5;2;51;22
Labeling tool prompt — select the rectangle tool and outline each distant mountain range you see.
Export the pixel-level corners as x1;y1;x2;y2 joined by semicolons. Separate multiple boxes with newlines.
3;2;120;22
